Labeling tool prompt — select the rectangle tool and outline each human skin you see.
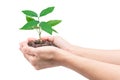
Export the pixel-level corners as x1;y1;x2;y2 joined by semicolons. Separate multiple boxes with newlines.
19;36;120;80
46;36;120;65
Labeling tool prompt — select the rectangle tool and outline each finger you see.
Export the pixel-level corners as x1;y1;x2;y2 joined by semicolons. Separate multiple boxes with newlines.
52;36;71;48
19;41;25;48
48;36;54;42
20;45;32;62
41;36;50;41
47;36;63;44
19;40;28;48
23;53;37;67
23;52;30;62
20;41;36;56
19;41;28;53
23;46;36;56
24;53;38;67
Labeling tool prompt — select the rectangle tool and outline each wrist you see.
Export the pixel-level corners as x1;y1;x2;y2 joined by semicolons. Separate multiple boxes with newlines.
53;48;71;66
65;44;77;53
63;44;74;52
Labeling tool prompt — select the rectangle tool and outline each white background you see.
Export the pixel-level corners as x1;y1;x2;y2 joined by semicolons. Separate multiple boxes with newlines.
0;0;120;80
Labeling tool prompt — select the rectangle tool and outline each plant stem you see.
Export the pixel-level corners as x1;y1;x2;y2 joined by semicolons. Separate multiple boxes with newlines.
38;27;41;40
38;17;42;42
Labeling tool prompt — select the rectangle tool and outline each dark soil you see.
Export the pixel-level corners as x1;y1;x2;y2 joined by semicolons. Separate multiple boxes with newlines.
28;39;56;48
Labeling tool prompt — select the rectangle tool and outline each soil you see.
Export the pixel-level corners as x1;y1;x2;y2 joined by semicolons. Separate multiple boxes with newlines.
28;39;56;48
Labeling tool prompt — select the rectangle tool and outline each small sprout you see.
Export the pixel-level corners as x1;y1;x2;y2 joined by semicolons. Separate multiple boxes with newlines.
20;6;62;41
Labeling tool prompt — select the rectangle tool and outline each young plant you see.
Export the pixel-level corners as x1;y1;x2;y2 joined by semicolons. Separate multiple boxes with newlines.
20;6;61;42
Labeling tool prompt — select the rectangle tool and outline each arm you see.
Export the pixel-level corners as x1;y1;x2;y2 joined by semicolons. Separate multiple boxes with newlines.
46;36;120;65
20;39;120;80
55;49;120;80
68;46;120;65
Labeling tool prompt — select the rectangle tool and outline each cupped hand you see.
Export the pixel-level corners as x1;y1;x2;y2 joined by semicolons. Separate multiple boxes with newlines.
19;39;61;70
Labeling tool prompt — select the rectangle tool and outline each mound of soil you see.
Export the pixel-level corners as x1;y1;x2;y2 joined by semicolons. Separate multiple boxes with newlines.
28;39;55;48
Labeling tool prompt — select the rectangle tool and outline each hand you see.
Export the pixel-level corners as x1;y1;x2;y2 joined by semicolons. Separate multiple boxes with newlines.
19;40;62;70
42;36;78;54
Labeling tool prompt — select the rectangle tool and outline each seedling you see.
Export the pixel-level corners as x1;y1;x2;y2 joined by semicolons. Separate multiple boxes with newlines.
20;6;61;47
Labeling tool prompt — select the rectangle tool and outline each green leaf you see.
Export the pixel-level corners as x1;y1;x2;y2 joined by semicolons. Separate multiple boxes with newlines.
20;20;39;30
52;28;58;33
40;7;54;17
26;16;35;22
40;22;53;35
47;20;62;26
22;10;38;17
